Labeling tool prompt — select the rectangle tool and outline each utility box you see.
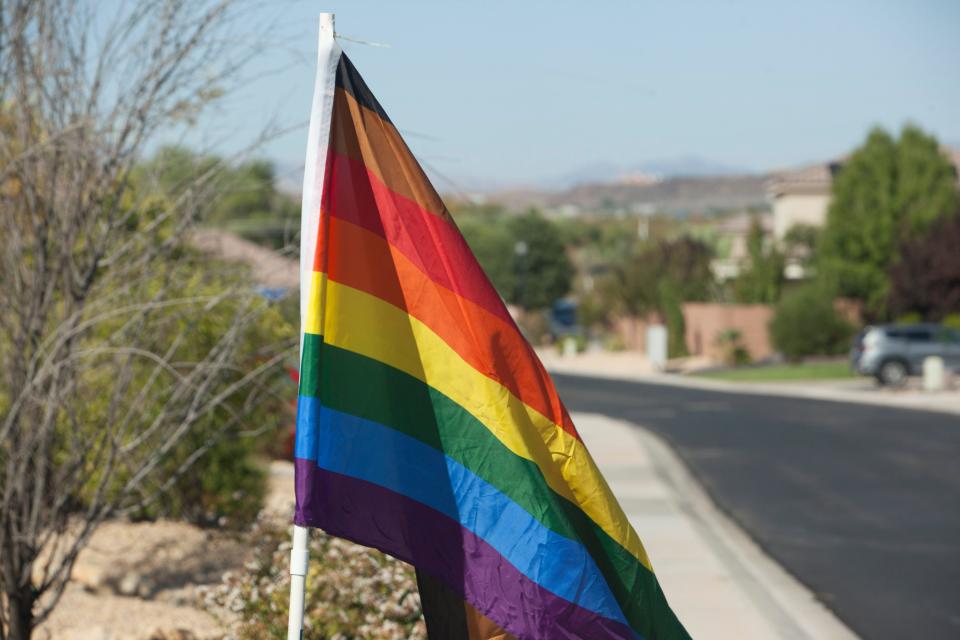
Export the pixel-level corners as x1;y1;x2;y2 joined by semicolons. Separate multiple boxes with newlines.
647;324;668;372
923;356;945;392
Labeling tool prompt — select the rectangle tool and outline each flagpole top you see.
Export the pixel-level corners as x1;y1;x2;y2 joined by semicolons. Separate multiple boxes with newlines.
319;12;334;36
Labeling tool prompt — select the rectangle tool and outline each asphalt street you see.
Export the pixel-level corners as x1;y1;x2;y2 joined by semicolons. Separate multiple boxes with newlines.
552;373;960;640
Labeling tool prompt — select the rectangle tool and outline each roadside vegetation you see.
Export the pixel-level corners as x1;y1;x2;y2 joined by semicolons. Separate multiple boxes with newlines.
201;520;426;639
694;361;854;383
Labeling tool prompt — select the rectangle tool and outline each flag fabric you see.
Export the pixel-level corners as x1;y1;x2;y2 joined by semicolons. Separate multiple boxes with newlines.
295;26;690;640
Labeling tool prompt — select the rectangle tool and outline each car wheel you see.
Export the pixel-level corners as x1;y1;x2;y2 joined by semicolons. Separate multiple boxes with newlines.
878;359;908;387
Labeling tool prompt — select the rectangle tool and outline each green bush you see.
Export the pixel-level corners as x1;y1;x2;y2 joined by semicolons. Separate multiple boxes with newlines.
943;313;960;331
201;520;426;639
894;312;923;324
659;283;689;358
716;329;752;366
75;256;295;530
770;286;854;361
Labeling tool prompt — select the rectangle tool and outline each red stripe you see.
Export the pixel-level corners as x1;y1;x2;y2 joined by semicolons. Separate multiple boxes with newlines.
318;152;514;326
325;216;578;439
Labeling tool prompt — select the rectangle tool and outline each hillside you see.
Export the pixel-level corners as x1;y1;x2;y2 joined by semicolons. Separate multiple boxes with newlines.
484;174;770;216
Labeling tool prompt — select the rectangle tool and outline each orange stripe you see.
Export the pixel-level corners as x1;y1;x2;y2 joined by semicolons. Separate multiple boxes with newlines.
326;215;578;440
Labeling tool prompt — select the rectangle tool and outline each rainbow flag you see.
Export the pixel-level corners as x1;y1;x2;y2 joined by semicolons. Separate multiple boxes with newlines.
295;24;690;640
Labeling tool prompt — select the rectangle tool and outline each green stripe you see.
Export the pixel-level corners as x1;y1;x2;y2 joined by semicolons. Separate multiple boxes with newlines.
300;334;689;639
299;330;322;398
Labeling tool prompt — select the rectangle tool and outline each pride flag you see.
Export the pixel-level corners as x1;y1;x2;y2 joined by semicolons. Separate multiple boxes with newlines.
295;22;690;640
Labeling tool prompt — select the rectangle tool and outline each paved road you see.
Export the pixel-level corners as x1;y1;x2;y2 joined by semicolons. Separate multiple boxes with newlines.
553;374;960;640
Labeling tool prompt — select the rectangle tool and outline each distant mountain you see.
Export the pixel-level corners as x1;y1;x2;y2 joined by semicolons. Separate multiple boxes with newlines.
550;174;769;215
531;156;750;190
630;156;749;179
484;172;770;216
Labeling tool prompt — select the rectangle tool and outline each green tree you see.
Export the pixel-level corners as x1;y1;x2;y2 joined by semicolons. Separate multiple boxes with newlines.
458;208;574;310
603;236;714;356
141;147;300;248
605;236;713;316
818;125;958;315
782;224;820;271
733;217;785;303
456;208;517;298
506;211;575;309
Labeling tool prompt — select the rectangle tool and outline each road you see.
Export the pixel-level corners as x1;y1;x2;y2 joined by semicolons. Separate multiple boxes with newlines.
552;373;960;640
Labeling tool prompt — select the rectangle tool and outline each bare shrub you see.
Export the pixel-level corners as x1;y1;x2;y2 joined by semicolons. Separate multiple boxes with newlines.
0;1;291;636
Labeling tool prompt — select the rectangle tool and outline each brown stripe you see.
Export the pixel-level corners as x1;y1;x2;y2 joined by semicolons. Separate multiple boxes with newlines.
332;87;450;221
335;53;393;124
465;601;515;640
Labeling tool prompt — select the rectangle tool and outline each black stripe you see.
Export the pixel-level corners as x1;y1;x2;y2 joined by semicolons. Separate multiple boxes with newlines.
336;53;393;124
415;568;471;639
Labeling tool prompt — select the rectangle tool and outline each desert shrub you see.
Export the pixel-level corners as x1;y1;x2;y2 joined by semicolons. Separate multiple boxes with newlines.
201;519;426;639
716;329;751;366
942;313;960;331
518;309;552;346
770;286;854;361
79;256;295;530
894;312;923;325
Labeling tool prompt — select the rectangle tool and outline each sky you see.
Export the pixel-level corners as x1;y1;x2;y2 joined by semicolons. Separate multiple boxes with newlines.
189;0;960;190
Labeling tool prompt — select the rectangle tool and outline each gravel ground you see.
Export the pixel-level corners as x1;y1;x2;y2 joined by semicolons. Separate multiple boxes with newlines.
36;461;296;640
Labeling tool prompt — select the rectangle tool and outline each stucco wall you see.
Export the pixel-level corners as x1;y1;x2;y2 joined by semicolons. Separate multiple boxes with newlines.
683;302;775;362
772;193;831;240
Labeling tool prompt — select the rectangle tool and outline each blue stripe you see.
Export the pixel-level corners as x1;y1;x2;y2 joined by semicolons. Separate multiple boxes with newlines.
295;393;321;462
294;396;630;628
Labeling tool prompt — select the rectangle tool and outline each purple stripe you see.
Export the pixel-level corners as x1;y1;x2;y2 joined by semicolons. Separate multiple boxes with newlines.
295;458;636;640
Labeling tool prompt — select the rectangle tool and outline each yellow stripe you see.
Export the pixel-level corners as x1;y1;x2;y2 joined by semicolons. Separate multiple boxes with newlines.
314;272;652;571
304;271;326;335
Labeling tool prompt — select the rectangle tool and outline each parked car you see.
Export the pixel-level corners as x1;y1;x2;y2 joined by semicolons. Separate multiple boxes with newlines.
548;299;581;341
850;323;960;386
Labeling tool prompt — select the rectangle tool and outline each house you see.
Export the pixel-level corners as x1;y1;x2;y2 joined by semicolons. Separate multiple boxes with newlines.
767;161;840;242
769;147;960;242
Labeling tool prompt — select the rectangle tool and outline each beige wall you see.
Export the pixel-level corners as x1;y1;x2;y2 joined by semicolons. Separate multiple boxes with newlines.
772;193;831;240
683;302;774;362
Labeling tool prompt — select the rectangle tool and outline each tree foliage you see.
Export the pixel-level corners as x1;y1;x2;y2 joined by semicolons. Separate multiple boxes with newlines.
456;207;574;310
506;211;575;309
143;147;300;248
604;236;714;317
818;125;958;315
782;223;820;273
769;286;854;361
0;2;286;636
733;217;785;304
601;236;713;357
887;210;960;321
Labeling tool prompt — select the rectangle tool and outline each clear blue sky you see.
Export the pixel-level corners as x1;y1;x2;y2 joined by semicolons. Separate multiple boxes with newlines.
200;0;960;189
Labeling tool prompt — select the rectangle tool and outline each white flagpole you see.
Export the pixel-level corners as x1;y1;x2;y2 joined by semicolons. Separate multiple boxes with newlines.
287;524;310;639
288;12;340;640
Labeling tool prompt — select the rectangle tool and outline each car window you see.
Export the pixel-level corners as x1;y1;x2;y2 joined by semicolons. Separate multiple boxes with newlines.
904;329;932;342
935;328;960;344
885;329;905;339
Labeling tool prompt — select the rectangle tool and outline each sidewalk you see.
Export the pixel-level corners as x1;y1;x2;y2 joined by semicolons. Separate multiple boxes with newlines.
540;349;960;416
576;411;858;640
